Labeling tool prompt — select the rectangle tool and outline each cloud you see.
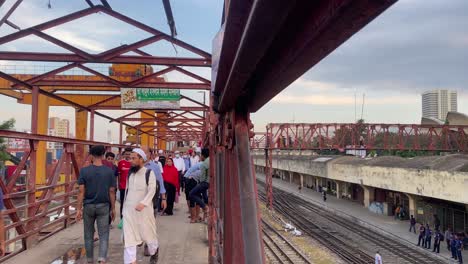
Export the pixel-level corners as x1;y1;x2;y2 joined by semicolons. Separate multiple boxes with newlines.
271;94;418;106
300;0;468;93
46;28;107;53
290;78;337;91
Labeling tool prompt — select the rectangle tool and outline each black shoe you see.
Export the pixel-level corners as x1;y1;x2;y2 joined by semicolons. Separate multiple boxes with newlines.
150;249;159;264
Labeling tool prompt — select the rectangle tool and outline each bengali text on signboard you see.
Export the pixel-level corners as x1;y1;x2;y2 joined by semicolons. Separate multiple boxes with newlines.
121;88;180;109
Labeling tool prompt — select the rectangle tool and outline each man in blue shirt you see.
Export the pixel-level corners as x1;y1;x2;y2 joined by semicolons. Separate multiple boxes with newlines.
142;147;167;216
184;163;201;222
0;189;5;257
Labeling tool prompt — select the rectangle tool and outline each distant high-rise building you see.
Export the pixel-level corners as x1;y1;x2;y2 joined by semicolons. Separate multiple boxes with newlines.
422;90;457;121
48;117;71;153
48;117;70;137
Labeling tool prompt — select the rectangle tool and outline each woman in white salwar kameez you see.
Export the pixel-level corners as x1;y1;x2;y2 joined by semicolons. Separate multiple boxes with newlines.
123;149;159;264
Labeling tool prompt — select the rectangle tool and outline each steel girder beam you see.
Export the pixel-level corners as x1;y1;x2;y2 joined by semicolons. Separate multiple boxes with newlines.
0;5;210;59
97;106;207;111
0;0;22;28
14;80;210;90
265;123;468;152
119;118;203;122
0;129;127;147
162;0;177;37
0;71;152;136
215;0;397;113
0;52;210;66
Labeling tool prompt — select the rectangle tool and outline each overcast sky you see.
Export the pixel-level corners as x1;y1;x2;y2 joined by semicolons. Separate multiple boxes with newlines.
0;0;467;141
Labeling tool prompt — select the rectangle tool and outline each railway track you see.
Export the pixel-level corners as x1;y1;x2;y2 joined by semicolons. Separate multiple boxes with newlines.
262;219;312;264
257;180;446;264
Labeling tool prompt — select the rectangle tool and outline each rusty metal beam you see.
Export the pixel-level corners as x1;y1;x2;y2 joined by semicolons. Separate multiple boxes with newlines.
162;0;177;37
96;35;164;61
100;0;111;9
174;66;210;84
98;7;211;59
31;30;94;60
0;0;22;28
0;6;102;45
0;71;152;137
0;129;127;147
13;80;210;90
85;0;94;7
119;118;203;122
216;0;397;112
126;66;175;87
0;52;211;66
99;106;207;111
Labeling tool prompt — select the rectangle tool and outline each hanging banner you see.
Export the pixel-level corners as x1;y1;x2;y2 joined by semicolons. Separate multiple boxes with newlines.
121;88;180;109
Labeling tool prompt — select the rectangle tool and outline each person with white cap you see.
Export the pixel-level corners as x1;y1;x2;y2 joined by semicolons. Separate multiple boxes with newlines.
122;148;159;264
157;150;166;167
172;150;185;191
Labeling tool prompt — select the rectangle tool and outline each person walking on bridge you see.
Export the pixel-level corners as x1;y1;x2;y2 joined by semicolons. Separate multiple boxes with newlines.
77;145;116;264
374;250;382;264
118;148;133;219
173;151;186;192
162;158;180;216
122;149;159;264
189;148;210;221
141;147;167;216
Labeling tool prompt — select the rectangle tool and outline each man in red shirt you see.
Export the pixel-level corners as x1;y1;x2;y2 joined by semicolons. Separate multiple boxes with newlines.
118;148;133;218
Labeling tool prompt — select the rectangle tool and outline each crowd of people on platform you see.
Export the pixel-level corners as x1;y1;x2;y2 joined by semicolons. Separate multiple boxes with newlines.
410;214;466;263
73;144;210;263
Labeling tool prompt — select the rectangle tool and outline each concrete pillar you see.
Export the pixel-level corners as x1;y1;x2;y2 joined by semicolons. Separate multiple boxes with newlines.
315;177;320;192
335;181;342;199
362;185;375;208
404;193;418;219
300;174;304;188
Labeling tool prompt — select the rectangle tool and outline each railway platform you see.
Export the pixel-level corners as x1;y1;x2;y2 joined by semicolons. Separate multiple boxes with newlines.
3;197;208;264
257;175;467;263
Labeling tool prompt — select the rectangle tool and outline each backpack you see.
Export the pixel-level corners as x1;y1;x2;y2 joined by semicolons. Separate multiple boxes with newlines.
144;169;161;209
127;168;160;209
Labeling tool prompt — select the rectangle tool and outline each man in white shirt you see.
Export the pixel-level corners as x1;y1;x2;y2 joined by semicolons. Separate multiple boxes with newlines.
189;149;200;167
375;250;382;264
172;150;186;191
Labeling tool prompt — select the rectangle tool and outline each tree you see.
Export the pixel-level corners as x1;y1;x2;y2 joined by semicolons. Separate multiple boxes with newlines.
0;118;15;168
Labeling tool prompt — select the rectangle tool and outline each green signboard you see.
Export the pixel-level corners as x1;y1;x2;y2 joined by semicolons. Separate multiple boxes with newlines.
121;88;180;109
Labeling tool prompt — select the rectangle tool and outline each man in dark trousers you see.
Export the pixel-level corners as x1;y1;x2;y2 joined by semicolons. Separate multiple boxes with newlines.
417;223;426;247
433;230;442;253
409;215;416;233
424;224;432;249
76;145;116;264
456;234;463;264
451;233;459;260
445;227;452;251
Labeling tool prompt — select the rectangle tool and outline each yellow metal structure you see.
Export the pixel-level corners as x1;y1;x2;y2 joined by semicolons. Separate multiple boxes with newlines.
0;64;165;185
